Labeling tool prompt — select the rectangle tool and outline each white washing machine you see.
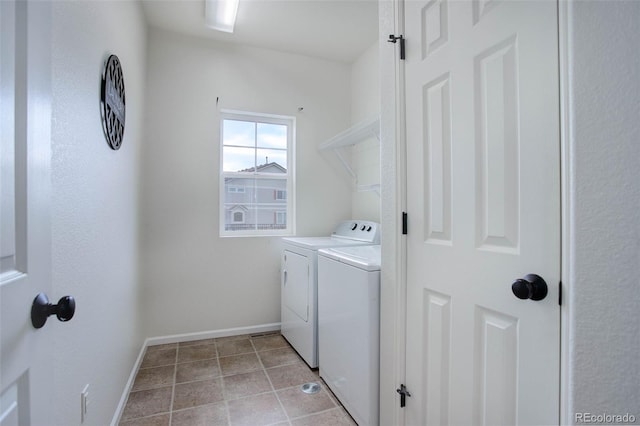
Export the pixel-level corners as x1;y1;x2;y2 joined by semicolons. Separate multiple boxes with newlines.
318;244;381;426
281;221;379;368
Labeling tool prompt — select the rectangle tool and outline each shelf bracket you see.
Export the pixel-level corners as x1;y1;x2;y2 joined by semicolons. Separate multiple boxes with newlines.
334;149;357;180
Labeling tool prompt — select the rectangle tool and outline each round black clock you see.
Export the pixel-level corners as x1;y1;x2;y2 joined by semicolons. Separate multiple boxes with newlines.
100;54;126;150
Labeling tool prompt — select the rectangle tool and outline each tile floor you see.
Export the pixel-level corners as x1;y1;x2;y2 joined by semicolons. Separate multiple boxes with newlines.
118;333;357;426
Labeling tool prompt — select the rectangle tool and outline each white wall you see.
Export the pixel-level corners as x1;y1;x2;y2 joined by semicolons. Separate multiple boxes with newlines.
566;0;640;419
350;42;381;222
51;1;147;425
140;28;352;338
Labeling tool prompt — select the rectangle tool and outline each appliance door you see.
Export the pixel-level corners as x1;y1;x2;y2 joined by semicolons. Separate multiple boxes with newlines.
282;250;309;322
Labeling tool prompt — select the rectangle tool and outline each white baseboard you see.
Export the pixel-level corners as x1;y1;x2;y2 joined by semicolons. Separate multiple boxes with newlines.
111;339;147;426
110;322;281;426
145;323;281;346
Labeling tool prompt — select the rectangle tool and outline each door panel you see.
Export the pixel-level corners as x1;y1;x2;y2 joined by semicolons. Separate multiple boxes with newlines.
475;36;519;252
423;73;452;244
473;306;518;425
421;289;451;426
405;0;560;424
0;0;53;424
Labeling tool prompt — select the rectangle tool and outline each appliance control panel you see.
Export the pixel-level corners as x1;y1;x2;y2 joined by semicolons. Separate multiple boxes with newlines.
332;220;380;243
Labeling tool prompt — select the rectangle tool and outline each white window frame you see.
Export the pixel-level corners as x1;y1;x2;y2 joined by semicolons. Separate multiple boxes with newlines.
219;110;296;237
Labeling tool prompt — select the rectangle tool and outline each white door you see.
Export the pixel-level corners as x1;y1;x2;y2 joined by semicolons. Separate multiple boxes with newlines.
404;0;560;424
1;0;53;424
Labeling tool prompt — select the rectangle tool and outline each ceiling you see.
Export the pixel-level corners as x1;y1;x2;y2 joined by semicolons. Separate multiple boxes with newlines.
141;0;379;63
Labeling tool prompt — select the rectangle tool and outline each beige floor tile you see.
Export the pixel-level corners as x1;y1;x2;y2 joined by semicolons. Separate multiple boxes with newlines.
121;387;172;421
290;408;357;426
131;365;175;392
252;334;289;352
178;338;216;347
171;401;229;426
277;385;336;419
172;378;224;411
219;353;262;376
320;380;341;407
175;358;221;383
118;413;170;426
216;338;255;357
258;346;301;368
145;343;177;353
215;334;252;343
140;348;177;369
227;392;287;426
265;363;318;390
177;343;217;364
222;370;272;400
121;334;350;426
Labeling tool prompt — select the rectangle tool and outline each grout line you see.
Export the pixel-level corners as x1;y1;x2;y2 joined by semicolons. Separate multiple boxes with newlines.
262;361;306;373
250;331;280;338
120;411;172;424
169;401;226;415
173;374;223;387
213;337;220;358
254;346;297;356
288;406;345;422
253;337;291;423
168;346;178;425
217;349;257;358
224;399;232;426
218;379;335;404
224;388;282;402
213;339;233;426
137;363;175;370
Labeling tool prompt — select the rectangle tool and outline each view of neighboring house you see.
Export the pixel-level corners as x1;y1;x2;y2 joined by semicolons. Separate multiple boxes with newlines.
223;162;287;231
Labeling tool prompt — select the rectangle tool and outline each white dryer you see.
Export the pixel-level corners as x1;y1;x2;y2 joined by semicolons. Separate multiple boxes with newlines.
317;244;381;426
281;221;379;368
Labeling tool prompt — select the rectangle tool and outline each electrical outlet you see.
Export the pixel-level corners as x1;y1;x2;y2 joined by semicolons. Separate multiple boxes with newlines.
80;384;89;424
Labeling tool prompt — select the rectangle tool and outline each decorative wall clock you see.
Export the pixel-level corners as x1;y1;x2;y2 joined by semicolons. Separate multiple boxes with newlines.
100;55;126;150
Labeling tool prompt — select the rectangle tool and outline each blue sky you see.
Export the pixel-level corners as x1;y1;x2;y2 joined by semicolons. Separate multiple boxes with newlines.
223;120;287;172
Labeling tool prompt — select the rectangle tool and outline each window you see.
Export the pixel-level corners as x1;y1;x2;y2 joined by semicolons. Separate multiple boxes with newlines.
220;110;295;236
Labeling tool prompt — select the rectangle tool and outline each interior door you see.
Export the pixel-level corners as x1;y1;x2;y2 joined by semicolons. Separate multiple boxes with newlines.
0;0;53;424
404;0;560;424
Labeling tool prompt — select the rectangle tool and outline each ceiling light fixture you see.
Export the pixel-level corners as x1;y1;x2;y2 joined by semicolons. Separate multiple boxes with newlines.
205;0;240;33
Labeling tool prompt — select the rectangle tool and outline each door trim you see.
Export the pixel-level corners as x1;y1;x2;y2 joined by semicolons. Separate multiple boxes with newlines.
378;0;407;424
558;0;573;424
379;0;568;424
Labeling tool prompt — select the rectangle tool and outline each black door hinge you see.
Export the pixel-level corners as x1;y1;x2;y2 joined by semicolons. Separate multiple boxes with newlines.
396;384;411;407
402;212;408;235
387;34;405;60
559;281;563;306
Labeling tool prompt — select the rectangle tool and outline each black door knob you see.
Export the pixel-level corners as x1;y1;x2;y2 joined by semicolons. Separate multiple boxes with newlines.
511;274;548;301
31;293;76;329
